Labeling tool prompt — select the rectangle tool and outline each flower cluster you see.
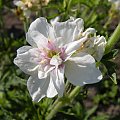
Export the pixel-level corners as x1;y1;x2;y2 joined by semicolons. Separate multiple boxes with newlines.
13;0;50;18
14;17;106;102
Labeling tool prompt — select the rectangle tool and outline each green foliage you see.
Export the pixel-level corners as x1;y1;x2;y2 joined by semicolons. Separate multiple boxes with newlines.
0;0;2;9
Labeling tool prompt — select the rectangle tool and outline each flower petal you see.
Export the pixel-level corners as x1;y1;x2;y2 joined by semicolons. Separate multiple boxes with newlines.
38;65;55;79
16;46;32;54
50;56;62;66
65;37;87;59
94;36;106;61
13;0;25;9
50;16;60;26
14;46;40;75
82;28;96;37
82;36;106;61
27;75;58;102
27;76;46;102
54;18;84;45
65;52;102;86
46;77;58;98
50;66;65;97
68;52;95;65
27;17;55;40
26;30;48;48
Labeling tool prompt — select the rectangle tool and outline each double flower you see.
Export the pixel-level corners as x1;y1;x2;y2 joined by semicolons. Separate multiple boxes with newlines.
14;17;106;102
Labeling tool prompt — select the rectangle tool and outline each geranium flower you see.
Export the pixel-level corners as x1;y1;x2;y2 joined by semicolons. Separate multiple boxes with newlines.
14;17;105;102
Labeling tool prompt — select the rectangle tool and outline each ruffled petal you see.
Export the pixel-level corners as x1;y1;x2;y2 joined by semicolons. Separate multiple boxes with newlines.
26;30;48;48
50;56;62;66
14;46;40;75
82;28;96;37
94;36;106;61
16;46;32;54
38;65;55;79
50;66;65;97
27;75;58;102
54;18;84;46
65;52;102;86
50;16;60;26
27;17;55;43
81;36;106;61
65;37;87;58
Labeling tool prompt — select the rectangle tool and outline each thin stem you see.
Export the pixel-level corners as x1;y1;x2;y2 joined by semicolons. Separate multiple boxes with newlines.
103;16;111;29
23;21;27;33
49;80;70;110
67;0;73;11
46;86;81;120
68;86;81;99
31;102;40;120
23;18;29;45
65;80;70;94
105;22;120;54
46;100;63;120
23;18;29;33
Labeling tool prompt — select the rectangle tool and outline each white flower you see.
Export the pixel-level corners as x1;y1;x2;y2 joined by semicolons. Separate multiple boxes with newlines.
14;17;104;102
13;0;31;18
13;0;50;18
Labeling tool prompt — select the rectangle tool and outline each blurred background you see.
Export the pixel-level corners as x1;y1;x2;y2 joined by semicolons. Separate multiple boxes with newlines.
0;0;120;120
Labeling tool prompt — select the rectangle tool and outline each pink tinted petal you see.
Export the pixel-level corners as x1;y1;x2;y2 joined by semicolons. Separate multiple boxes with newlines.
47;40;57;51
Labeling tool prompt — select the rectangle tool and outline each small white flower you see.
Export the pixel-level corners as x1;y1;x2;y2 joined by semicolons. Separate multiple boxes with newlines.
13;0;50;18
14;17;104;102
13;0;31;18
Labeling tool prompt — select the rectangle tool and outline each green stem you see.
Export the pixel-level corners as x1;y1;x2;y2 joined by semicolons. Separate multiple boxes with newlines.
68;86;81;99
23;18;29;45
23;21;27;33
103;16;112;29
67;0;73;11
46;100;63;120
105;22;120;54
46;86;81;120
23;18;29;33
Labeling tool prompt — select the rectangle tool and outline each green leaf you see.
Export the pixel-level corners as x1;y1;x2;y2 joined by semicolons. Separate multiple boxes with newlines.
102;49;118;60
0;0;2;9
91;114;109;120
84;105;98;120
110;73;117;84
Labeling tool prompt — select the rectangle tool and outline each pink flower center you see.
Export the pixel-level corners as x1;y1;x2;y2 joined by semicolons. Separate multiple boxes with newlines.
39;40;66;67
